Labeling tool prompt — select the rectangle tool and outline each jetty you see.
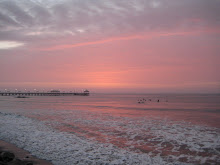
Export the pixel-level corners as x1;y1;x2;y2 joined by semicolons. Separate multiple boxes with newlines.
0;90;90;96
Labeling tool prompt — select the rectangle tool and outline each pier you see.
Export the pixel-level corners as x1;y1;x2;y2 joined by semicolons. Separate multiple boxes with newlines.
0;90;90;96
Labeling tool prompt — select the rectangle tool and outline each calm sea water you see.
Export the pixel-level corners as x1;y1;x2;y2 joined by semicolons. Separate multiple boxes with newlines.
0;93;220;164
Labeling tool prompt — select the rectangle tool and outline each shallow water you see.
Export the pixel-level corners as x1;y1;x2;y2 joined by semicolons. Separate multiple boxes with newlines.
0;94;220;164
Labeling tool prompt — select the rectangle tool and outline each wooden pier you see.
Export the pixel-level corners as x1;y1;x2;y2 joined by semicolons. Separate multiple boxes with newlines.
0;91;89;96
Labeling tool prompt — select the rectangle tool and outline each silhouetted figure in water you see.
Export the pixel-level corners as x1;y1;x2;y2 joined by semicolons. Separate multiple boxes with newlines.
157;99;160;102
138;99;145;104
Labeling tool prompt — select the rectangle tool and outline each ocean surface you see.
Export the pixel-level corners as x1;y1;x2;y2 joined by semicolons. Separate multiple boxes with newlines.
0;93;220;165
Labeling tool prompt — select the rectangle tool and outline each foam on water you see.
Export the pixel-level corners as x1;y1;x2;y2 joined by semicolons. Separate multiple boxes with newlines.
0;111;219;165
0;112;175;165
1;94;220;164
37;109;220;164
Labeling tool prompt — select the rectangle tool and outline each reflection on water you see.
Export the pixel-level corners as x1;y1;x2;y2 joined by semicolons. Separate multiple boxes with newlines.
0;93;220;164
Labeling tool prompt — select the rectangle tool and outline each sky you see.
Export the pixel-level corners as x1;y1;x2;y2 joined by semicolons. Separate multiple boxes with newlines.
0;0;220;93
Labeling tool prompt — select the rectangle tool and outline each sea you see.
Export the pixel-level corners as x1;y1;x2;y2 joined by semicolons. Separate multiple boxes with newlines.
0;93;220;165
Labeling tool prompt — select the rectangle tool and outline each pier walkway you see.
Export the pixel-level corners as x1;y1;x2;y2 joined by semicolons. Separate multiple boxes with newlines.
0;92;89;96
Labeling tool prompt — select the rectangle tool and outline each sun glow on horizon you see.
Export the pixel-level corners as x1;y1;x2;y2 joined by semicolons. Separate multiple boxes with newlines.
0;0;219;93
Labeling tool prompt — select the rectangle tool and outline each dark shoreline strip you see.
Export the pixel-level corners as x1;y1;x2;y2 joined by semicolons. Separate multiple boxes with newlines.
0;139;53;165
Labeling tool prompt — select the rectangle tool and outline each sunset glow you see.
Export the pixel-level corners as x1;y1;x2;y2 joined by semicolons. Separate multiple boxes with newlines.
0;0;220;93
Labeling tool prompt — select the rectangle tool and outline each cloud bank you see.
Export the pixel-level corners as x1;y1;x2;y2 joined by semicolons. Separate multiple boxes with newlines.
0;0;219;50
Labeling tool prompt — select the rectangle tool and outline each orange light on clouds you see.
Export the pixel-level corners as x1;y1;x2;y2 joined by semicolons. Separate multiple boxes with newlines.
41;28;220;51
1;28;220;93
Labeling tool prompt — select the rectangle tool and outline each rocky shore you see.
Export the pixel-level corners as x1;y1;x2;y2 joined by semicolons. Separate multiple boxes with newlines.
0;150;33;165
0;140;52;165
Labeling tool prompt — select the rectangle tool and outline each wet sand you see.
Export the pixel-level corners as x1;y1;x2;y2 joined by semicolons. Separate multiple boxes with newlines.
0;139;52;165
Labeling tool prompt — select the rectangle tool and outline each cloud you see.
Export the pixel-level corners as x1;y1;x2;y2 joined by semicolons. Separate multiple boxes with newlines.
0;41;24;49
0;0;33;26
0;11;19;27
150;0;161;8
0;0;219;50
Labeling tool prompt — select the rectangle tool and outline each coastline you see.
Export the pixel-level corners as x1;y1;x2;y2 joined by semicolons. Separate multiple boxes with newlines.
0;139;52;165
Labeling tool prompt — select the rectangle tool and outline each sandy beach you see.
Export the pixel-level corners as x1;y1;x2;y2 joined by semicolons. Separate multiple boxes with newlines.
0;140;52;165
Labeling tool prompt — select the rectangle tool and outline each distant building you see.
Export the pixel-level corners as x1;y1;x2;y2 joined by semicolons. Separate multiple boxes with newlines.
84;89;90;95
50;90;60;93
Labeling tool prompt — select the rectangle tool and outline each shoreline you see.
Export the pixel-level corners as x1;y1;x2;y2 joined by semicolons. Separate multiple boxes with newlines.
0;139;53;165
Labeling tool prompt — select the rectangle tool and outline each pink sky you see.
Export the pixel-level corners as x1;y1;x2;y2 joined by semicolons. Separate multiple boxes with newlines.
0;0;220;93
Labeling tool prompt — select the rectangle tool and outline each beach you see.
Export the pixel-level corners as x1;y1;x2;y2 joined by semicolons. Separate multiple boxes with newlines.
0;139;52;165
0;94;220;164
